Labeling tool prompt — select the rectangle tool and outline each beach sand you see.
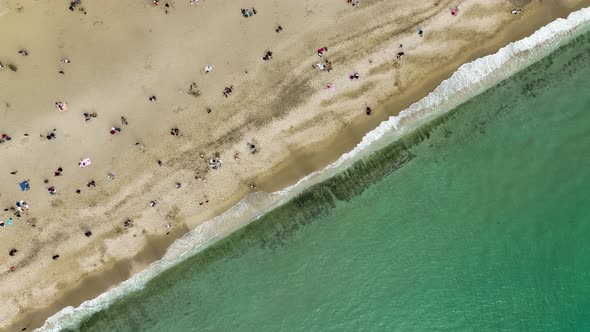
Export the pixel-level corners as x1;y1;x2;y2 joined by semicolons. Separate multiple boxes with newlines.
0;0;588;330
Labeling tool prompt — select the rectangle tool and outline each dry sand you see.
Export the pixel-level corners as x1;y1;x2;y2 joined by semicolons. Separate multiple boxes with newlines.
0;0;588;330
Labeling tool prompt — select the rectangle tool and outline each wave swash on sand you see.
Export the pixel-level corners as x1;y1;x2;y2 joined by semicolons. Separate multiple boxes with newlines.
37;7;590;332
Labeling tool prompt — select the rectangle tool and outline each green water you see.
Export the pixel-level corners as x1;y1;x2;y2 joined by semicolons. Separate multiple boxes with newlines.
73;31;590;331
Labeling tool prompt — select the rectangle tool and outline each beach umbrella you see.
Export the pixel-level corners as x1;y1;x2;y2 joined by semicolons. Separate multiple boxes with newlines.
19;180;30;191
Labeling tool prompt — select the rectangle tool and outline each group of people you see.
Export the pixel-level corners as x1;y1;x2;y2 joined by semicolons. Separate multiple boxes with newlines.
0;0;436;273
0;133;12;144
223;86;233;97
347;0;361;7
262;51;273;62
68;0;83;12
241;7;257;18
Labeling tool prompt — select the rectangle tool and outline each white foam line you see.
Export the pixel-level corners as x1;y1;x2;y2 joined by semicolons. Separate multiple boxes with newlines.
36;7;590;331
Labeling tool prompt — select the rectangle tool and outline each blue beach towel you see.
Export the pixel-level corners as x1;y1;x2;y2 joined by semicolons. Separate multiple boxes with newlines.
19;180;30;191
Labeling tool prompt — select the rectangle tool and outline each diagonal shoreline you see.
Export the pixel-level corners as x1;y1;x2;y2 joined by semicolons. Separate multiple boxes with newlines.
2;1;590;331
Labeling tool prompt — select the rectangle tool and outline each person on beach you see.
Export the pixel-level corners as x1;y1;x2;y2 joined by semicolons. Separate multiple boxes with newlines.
54;167;63;176
18;50;29;56
396;52;404;59
325;59;333;72
349;73;360;80
0;133;11;143
317;46;328;57
149;95;157;102
121;116;128;125
223;86;233;97
247;142;257;154
366;106;373;115
170;128;180;136
347;0;361;7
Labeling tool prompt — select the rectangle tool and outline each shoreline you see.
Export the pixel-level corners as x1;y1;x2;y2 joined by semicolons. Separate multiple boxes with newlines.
259;0;589;193
2;1;590;331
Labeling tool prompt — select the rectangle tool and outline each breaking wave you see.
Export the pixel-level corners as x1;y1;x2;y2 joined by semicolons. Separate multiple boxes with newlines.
37;6;590;332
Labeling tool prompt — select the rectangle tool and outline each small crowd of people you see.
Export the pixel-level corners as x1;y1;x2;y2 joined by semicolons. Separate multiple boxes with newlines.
241;7;257;17
262;51;273;62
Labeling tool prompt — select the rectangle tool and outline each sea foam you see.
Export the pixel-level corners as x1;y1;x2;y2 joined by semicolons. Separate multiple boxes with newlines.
37;7;590;332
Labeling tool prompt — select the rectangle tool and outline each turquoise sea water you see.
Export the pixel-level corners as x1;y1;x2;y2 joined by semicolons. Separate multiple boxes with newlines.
71;31;590;331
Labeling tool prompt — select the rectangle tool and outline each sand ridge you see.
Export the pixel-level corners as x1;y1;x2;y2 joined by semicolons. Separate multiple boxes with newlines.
1;0;588;330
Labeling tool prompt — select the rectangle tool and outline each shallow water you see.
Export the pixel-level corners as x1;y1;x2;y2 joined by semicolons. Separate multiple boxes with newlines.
69;30;590;331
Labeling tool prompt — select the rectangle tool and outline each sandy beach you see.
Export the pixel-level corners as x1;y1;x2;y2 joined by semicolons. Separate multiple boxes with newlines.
1;0;588;330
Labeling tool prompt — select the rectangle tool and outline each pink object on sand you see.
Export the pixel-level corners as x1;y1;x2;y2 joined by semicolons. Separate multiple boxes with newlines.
327;84;334;91
79;158;91;168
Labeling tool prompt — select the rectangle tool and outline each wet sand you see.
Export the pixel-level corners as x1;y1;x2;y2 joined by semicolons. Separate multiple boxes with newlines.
1;0;588;330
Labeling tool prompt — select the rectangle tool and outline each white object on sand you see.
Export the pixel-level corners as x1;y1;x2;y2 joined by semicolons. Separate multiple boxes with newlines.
56;102;68;112
79;158;92;168
205;64;212;73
